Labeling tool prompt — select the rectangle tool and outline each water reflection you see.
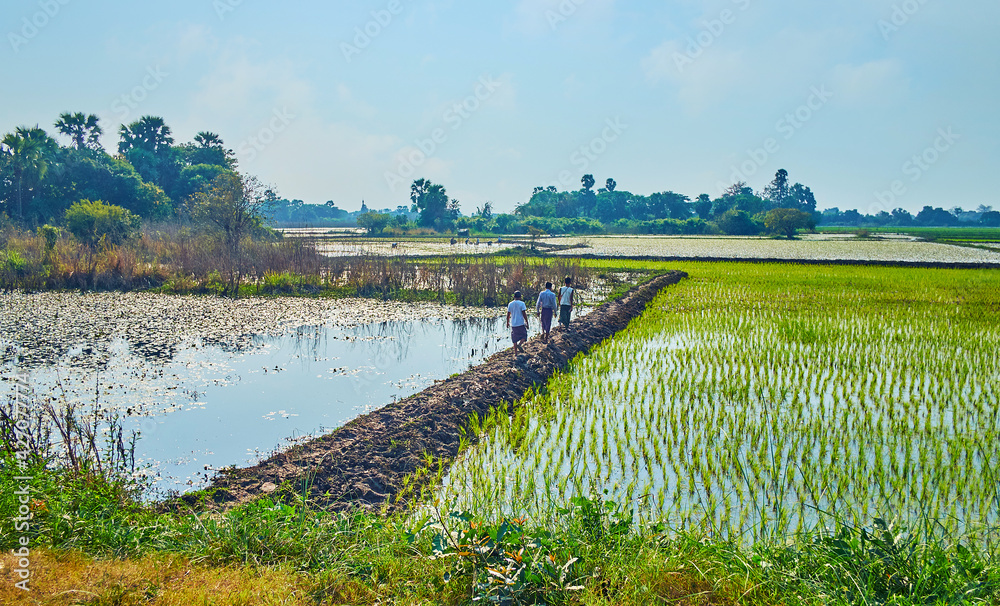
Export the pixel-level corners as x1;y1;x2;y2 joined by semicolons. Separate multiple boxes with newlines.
3;314;535;497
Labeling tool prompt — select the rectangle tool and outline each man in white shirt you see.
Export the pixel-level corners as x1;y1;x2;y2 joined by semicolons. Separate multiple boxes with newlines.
535;282;557;342
558;276;574;329
506;290;529;353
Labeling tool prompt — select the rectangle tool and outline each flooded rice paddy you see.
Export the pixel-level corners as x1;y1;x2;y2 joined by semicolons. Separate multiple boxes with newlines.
545;234;1000;264
283;232;1000;264
438;263;1000;537
1;292;557;496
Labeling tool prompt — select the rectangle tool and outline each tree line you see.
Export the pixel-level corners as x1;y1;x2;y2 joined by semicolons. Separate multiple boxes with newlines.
0;114;248;225
355;169;818;238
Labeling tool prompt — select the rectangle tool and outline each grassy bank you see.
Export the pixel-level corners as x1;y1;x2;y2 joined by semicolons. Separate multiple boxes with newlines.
3;461;997;605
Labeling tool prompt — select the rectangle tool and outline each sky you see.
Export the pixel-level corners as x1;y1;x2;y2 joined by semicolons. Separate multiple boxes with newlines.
2;0;998;215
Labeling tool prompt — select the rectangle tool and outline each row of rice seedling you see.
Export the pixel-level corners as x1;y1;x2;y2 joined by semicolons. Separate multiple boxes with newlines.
437;263;1000;542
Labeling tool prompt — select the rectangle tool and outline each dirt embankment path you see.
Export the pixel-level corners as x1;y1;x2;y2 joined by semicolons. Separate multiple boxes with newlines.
188;271;687;513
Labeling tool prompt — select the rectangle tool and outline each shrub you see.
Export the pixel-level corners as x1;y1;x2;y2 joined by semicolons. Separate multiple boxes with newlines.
37;224;60;252
64;200;140;247
763;208;815;239
2;249;27;274
715;209;763;235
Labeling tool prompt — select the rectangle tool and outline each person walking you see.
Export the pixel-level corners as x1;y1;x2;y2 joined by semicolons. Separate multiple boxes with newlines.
507;290;529;353
535;282;557;342
558;276;575;329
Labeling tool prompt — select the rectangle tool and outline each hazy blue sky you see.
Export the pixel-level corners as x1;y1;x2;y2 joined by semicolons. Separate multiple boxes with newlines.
3;0;997;214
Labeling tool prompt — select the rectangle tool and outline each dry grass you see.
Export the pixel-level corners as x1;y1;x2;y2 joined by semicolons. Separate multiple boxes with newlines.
0;547;738;606
0;549;316;605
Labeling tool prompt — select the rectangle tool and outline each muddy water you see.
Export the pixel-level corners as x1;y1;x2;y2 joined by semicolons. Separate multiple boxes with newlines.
3;313;552;496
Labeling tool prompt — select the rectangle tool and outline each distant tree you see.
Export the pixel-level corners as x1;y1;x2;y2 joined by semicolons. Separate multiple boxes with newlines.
915;205;959;226
179;131;236;169
647;191;691;220
841;209;863;225
518;187;564;218
980;210;1000;226
494;213;518;233
175;163;236;202
694;194;713;220
578;175;597;217
357;211;391;234
764;208;815;239
715;209;761;235
118;116;179;195
891;208;913;226
64;199;139;247
476;201;494;220
787;183;817;213
722;181;751;199
1;126;58;221
410;178;458;230
763;169;790;206
733;193;767;216
606;178;616;192
189;172;276;256
872;210;892;226
118;115;174;156
54;112;103;151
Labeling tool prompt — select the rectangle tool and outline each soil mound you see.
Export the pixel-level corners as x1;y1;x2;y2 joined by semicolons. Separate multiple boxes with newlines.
186;271;686;512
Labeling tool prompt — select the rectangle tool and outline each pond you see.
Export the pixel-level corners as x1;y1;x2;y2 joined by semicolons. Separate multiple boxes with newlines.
1;293;549;497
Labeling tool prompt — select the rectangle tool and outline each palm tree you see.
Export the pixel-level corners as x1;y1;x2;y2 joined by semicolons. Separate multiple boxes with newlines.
194;131;223;148
118;115;174;155
1;126;57;221
54;112;103;151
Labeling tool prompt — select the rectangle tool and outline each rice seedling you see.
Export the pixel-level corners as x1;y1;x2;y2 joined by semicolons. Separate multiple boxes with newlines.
438;262;1000;545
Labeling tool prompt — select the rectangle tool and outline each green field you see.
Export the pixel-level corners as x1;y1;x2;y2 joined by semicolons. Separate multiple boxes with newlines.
440;262;1000;541
818;225;1000;242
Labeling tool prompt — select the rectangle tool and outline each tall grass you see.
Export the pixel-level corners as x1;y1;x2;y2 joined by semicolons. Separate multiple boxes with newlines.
0;222;599;304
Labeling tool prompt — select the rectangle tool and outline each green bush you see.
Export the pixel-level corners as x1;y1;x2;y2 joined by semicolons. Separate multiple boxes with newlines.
715;209;763;235
37;224;60;251
2;249;27;274
64;199;140;247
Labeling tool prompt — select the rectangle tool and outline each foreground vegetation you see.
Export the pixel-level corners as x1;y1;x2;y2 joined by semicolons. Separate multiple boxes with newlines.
1;261;998;604
2;458;997;605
